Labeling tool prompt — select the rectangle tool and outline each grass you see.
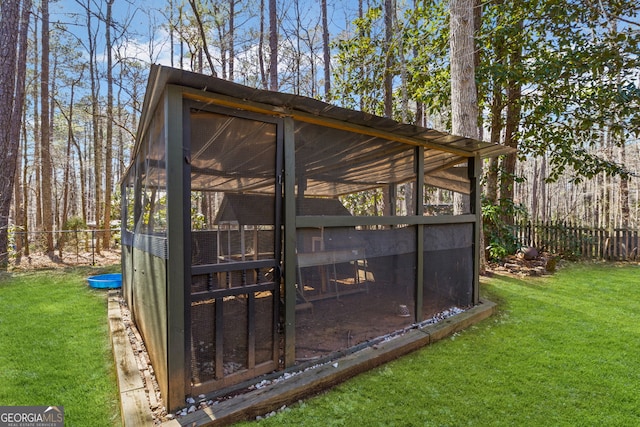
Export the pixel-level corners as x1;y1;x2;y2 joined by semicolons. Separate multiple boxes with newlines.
240;263;640;426
1;263;638;426
0;267;121;426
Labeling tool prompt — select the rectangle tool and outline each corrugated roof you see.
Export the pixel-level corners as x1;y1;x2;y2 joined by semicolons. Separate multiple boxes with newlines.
130;65;514;196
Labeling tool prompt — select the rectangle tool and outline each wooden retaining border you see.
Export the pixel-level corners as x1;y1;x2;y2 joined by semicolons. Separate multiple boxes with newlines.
108;291;155;427
159;299;497;427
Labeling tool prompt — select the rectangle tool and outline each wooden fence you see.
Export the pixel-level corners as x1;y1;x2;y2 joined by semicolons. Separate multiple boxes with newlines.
515;221;639;260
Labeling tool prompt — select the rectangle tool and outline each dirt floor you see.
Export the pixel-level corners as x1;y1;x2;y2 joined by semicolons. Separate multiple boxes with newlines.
294;283;446;360
189;278;466;385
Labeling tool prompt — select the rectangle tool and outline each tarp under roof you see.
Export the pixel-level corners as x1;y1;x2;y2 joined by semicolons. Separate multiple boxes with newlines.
131;65;514;196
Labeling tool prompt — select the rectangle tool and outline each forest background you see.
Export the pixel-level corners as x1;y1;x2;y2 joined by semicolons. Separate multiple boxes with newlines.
0;0;639;269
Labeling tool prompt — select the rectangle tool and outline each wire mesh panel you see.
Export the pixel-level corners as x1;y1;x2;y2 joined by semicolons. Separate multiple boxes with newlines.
118;95;170;406
187;107;281;394
423;184;472;216
291;126;421;361
190;298;216;383
422;223;474;318
295;226;416;362
122;96;169;260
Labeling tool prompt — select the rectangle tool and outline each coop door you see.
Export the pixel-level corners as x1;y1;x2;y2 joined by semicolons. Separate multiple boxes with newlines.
186;103;283;395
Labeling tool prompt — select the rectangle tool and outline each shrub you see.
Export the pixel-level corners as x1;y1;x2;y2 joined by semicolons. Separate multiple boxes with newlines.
482;197;526;261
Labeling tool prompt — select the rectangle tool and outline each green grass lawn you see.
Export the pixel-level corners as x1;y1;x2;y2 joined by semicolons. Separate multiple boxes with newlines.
0;267;121;426
240;263;640;426
1;264;638;427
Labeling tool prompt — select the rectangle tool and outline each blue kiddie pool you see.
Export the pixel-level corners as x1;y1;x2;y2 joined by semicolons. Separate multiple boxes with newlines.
88;273;122;289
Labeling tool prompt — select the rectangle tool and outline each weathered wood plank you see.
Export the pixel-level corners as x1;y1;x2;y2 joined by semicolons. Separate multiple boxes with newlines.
109;294;155;427
143;369;160;410
109;297;144;393
121;389;154;427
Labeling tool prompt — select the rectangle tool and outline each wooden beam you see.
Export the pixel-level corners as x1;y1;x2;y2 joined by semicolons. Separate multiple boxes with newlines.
296;213;476;228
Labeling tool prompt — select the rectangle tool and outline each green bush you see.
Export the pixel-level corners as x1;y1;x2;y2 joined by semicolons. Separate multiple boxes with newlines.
63;216;87;231
482;197;526;261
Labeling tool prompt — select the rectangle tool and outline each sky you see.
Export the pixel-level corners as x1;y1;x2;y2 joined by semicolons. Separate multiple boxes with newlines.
50;0;361;73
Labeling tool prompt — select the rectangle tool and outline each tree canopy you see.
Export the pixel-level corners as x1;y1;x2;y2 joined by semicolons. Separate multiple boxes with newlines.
1;0;639;268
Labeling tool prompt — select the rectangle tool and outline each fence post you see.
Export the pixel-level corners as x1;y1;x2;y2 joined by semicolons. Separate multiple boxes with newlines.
75;229;79;264
91;230;95;266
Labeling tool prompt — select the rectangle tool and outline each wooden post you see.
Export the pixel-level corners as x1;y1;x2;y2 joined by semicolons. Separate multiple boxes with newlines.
469;155;482;305
283;117;297;368
414;146;424;322
166;85;188;411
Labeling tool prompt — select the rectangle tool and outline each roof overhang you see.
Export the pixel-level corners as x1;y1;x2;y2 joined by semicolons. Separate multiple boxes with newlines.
127;65;515;196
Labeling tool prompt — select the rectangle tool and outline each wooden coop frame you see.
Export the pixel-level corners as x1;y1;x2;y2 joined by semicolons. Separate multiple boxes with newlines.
120;65;513;412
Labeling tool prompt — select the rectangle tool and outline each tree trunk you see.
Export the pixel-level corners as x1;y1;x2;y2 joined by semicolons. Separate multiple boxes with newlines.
117;63;124;178
0;0;31;268
13;118;24;257
62;81;78;232
486;29;504;204
214;2;227;80
358;0;364;111
450;0;479;140
84;1;102;252
33;15;42;231
293;0;301;94
258;0;267;89
179;3;184;70
13;52;28;258
450;0;478;215
450;0;479;269
41;0;54;254
268;0;278;90
531;157;539;222
619;146;629;227
50;49;58;230
229;0;235;81
22;114;30;256
608;20;629;228
540;154;547;222
103;0;114;250
498;22;522;225
383;0;394;118
602;132;611;228
17;0;32;255
169;0;175;68
321;0;330;100
188;0;217;76
71;131;86;225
